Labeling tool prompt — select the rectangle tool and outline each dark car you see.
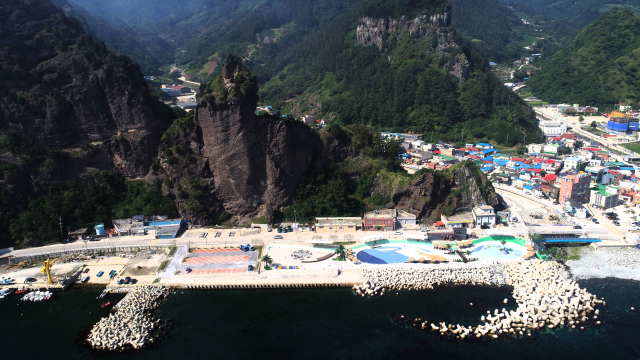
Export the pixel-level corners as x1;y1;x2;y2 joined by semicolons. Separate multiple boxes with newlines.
24;277;37;283
185;268;192;274
247;265;254;272
481;224;490;229
116;279;123;285
573;225;582;229
124;276;131;284
553;201;560;205
613;221;621;226
83;268;90;273
274;235;283;239
592;218;599;224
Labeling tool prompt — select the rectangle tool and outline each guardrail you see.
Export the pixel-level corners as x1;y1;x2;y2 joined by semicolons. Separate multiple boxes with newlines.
8;244;171;263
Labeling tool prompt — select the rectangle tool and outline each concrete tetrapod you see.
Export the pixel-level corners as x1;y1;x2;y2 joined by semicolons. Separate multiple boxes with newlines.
353;261;604;340
87;285;170;351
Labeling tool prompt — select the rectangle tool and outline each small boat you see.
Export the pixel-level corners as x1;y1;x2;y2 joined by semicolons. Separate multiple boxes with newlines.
101;301;111;308
0;277;15;285
0;288;13;299
15;288;28;294
99;289;110;298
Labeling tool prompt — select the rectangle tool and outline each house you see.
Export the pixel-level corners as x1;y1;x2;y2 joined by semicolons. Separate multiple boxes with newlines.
68;228;89;241
619;104;632;112
543;143;566;155
396;211;418;227
591;185;619;209
620;191;635;203
528;144;544;154
472;205;496;226
171;85;191;94
113;215;186;238
633;192;640;207
559;173;591;204
363;210;396;231
314;217;362;233
540;184;560;200
560;133;577;141
441;213;474;228
302;115;315;126
476;143;494;149
564;157;583;171
584;166;610;185
564;198;587;219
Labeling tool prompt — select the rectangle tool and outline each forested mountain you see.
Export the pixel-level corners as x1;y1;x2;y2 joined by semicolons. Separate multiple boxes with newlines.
527;8;640;109
52;0;173;74
502;0;640;27
0;0;179;248
255;0;542;145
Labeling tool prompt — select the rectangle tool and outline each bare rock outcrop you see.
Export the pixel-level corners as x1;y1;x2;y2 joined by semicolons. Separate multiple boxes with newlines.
356;3;470;83
0;1;172;178
148;55;341;224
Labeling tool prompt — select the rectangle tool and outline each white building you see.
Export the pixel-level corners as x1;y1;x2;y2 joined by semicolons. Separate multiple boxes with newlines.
543;143;566;154
564;156;582;171
528;144;544;154
472;205;497;226
539;121;567;137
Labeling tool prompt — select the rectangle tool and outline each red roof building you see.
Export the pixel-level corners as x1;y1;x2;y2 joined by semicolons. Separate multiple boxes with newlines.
560;133;577;140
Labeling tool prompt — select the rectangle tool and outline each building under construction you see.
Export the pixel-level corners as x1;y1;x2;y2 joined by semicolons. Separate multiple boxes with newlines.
607;111;639;132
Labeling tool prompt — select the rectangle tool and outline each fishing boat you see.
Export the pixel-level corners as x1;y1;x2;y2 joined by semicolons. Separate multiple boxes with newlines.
15;287;28;294
0;277;15;285
0;288;13;299
101;301;111;308
99;289;110;298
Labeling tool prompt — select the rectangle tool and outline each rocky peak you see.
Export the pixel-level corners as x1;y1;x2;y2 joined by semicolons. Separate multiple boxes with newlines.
356;5;469;83
148;57;343;224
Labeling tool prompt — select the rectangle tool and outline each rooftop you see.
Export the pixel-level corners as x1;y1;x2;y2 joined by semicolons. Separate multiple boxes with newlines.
315;217;362;225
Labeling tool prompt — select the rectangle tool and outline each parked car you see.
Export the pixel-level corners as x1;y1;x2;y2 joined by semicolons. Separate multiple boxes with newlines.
83;268;90;273
186;268;192;274
481;224;490;229
247;265;254;272
124;277;131;284
573;225;582;229
421;228;429;232
24;277;37;283
394;231;402;235
511;217;519;223
592;218;599;224
96;271;104;277
274;235;283;239
613;221;620;226
553;201;560;205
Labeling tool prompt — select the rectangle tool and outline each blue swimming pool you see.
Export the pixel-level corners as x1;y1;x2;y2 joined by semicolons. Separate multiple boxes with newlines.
357;245;435;264
471;244;522;260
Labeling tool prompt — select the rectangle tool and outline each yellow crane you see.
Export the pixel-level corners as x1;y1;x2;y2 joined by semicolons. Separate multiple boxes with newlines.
40;258;56;285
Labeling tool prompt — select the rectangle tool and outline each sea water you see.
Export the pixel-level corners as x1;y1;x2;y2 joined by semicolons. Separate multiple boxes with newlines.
0;279;638;359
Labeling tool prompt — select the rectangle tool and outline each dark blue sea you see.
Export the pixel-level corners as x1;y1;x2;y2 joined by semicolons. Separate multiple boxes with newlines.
1;278;638;359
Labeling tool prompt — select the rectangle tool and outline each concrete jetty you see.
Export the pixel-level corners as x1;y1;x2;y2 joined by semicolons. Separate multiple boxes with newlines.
354;260;604;339
87;285;169;350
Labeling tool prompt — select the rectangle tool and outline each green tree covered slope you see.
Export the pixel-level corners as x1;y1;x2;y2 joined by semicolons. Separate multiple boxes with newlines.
527;8;640;109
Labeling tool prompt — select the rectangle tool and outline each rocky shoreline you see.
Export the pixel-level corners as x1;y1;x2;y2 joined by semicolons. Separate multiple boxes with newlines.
87;286;170;351
566;247;640;281
354;261;604;340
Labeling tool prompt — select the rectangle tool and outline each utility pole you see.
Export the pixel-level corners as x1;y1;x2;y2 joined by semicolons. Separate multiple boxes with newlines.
431;131;433;143
59;216;64;238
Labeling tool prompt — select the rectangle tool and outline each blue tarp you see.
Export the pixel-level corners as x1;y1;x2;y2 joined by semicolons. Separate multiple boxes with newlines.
493;159;509;166
483;156;494;161
523;185;534;190
620;167;635;171
482;149;495;154
477;143;492;147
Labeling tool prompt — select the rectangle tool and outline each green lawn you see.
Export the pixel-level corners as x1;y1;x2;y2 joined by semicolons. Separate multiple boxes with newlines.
622;142;640;153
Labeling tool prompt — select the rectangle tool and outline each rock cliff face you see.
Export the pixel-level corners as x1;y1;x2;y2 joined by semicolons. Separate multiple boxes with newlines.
0;0;171;178
373;162;501;222
147;55;337;224
356;4;470;83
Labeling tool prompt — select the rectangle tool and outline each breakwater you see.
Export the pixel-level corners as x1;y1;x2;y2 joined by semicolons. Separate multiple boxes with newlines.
354;260;604;339
87;286;170;350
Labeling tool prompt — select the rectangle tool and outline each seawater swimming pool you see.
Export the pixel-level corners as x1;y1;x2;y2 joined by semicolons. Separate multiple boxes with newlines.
355;240;526;264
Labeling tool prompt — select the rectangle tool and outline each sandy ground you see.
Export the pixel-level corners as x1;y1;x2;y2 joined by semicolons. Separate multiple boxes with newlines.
264;245;335;270
121;254;164;277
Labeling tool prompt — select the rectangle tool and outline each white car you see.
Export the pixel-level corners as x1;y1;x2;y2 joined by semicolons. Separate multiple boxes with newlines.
394;231;402;235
